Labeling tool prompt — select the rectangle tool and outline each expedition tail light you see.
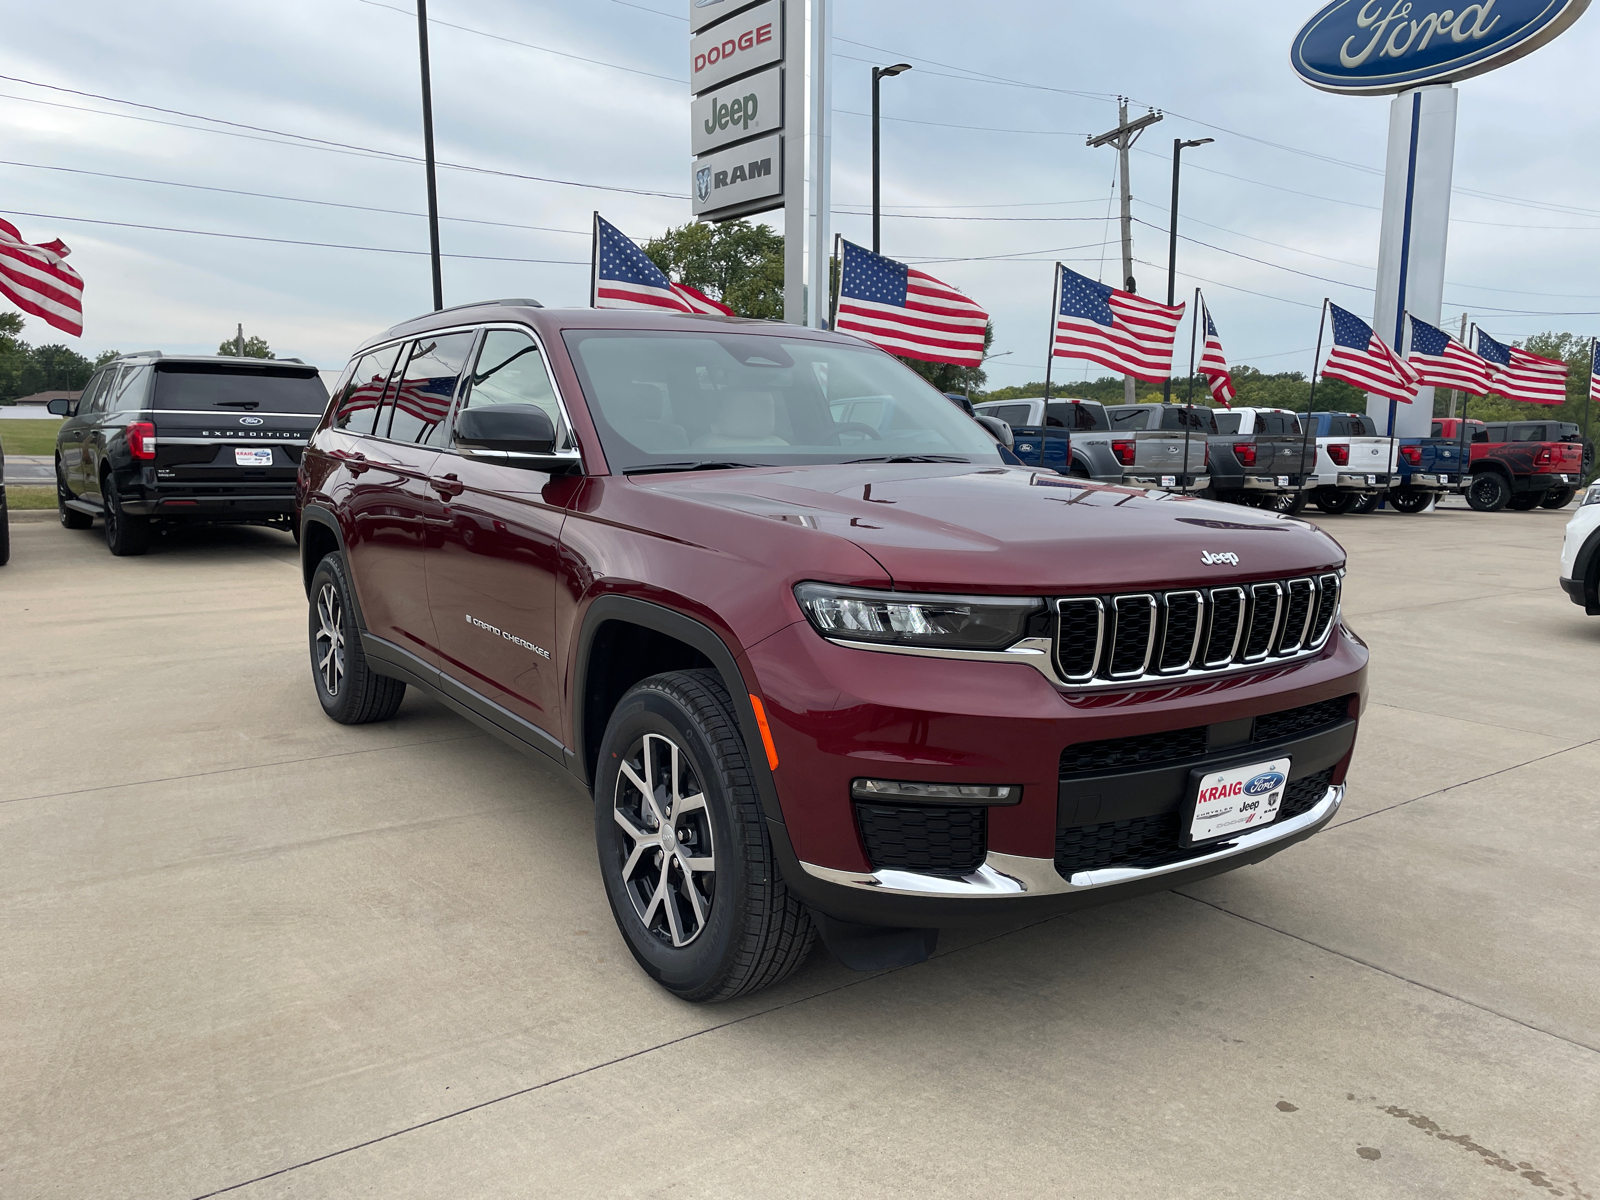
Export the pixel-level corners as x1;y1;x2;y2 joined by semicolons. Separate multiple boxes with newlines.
127;421;157;460
1112;439;1136;466
1233;442;1256;467
1327;442;1350;466
1399;445;1422;466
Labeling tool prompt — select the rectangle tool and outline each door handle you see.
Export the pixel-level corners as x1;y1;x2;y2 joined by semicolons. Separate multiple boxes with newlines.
430;473;465;499
333;450;370;475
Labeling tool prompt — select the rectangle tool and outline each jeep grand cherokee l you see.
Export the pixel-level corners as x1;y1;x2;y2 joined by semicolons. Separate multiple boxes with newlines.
298;301;1368;1002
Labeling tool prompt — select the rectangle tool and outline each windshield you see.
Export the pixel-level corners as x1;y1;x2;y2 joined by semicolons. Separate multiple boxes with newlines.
562;330;1004;471
152;363;329;413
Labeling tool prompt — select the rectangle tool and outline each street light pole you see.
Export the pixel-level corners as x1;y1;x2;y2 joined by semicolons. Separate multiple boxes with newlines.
1164;136;1212;403
871;63;912;255
416;0;444;311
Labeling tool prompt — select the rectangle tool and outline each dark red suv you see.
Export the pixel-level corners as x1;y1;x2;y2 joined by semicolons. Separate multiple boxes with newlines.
297;301;1367;1002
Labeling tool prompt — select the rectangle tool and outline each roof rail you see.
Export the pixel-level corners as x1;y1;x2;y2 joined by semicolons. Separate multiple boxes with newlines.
436;297;543;314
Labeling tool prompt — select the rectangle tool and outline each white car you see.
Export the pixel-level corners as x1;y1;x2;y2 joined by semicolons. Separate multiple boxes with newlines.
1558;481;1600;614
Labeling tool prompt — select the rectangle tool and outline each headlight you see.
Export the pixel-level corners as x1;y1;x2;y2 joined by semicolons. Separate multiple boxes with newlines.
794;583;1041;650
1580;482;1600;507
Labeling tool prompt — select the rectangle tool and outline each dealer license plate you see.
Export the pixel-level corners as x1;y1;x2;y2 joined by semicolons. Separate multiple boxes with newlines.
1366;474;1376;485
235;448;273;466
1277;475;1289;487
1185;757;1291;846
1161;475;1177;487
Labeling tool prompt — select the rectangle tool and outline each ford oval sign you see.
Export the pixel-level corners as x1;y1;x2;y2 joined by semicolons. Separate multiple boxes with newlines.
1291;0;1591;94
1244;771;1287;797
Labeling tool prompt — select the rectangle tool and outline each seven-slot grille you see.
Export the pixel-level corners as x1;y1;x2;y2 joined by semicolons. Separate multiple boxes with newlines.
1054;574;1340;687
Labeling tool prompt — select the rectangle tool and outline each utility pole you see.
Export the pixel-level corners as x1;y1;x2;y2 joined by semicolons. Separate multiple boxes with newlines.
1088;99;1163;403
1448;311;1467;417
415;0;444;311
235;323;244;357
1163;136;1212;403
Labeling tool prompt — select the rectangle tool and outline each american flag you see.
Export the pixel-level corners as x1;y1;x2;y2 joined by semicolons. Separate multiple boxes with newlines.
1323;303;1419;403
0;217;84;337
1591;337;1599;406
1476;330;1567;405
1406;315;1494;394
593;213;691;313
671;280;733;316
833;239;988;367
1051;265;1183;384
1197;303;1234;407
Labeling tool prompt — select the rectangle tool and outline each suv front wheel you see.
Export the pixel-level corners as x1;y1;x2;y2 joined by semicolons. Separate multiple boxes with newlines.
594;669;814;1002
308;553;406;724
57;461;92;530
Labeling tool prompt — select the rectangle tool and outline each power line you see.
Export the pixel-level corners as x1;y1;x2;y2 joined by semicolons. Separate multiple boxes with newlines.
0;159;591;236
356;0;687;85
0;207;588;265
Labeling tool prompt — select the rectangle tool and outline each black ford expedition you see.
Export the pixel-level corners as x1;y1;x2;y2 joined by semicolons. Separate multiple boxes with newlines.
51;353;328;555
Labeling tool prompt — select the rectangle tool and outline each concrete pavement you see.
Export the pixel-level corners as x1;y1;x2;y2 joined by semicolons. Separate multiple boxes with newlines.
2;506;1596;1199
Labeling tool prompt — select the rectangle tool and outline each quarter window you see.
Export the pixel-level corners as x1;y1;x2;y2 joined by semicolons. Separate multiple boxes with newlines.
381;333;475;444
457;330;572;449
333;345;403;434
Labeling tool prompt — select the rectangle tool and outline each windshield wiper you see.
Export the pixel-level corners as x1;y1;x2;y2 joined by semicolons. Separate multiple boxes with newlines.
213;400;261;409
625;461;773;475
844;454;971;464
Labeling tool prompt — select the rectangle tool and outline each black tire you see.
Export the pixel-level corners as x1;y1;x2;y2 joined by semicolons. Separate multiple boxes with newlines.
0;488;9;567
594;669;815;1003
308;552;406;724
1388;487;1432;514
57;461;92;529
1541;487;1575;510
1507;492;1540;511
1465;472;1510;512
1350;492;1382;515
1315;489;1358;515
103;475;150;556
1263;490;1309;515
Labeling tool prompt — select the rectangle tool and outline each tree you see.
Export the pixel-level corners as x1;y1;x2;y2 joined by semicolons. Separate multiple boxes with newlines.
93;349;121;368
900;322;994;394
976;365;1366;412
217;332;275;358
641;221;784;318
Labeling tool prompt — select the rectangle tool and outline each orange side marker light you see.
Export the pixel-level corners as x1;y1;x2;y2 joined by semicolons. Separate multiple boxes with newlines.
748;694;780;771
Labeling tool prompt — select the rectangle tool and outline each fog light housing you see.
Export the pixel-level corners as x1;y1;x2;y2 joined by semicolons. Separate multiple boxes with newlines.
850;779;1021;806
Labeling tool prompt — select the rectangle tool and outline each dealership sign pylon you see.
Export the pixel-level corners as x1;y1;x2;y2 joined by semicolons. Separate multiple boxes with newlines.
1290;0;1591;438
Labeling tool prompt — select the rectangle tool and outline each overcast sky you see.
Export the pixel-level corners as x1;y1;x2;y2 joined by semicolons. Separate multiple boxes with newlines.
4;0;1598;387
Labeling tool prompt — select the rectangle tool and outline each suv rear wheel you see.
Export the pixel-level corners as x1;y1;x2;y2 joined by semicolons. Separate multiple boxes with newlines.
594;669;814;1002
308;553;406;724
103;476;150;556
57;461;92;530
1466;472;1511;512
1541;487;1575;509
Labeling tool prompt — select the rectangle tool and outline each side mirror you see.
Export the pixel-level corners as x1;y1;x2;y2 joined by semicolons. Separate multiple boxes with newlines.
47;398;73;416
455;404;581;473
974;413;1014;449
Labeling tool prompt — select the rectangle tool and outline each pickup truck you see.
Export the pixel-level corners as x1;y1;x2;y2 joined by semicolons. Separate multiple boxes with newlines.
1101;404;1213;493
974;398;1115;479
1433;417;1586;512
1295;411;1398;514
1387;435;1469;513
1209;407;1309;507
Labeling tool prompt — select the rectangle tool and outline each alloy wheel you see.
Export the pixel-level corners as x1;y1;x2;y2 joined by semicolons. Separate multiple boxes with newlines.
315;582;345;696
613;731;717;948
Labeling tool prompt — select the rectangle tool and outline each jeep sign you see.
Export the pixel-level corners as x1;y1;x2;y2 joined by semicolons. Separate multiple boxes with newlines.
690;132;782;217
691;64;782;156
689;0;780;93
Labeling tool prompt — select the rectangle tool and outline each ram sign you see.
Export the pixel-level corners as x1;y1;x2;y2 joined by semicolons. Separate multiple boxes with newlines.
1291;0;1592;93
690;132;782;218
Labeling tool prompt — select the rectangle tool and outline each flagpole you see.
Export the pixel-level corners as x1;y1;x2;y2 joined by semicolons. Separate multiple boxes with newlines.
589;212;599;308
1182;287;1200;493
1298;298;1330;499
829;235;843;331
1587;336;1596;478
1462;322;1477;491
1040;263;1062;476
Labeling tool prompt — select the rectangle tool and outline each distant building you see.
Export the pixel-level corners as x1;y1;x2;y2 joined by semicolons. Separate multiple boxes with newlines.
9;390;81;408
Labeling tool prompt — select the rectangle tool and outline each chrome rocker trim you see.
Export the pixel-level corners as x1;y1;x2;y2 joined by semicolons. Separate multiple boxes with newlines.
799;783;1343;899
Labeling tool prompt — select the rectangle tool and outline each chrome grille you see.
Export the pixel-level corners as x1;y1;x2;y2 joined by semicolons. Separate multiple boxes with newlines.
1053;574;1341;688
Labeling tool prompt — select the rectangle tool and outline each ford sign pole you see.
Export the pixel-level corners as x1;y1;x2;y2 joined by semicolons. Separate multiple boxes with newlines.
415;0;444;311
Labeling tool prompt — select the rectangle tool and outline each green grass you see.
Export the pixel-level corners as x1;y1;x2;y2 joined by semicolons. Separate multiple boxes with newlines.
5;485;56;510
0;420;63;456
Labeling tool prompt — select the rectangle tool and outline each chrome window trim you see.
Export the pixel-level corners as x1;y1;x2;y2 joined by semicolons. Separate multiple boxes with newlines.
1201;585;1246;668
1156;589;1205;675
1107;593;1158;680
799;784;1342;898
152;436;309;446
1053;597;1105;683
1241;582;1284;663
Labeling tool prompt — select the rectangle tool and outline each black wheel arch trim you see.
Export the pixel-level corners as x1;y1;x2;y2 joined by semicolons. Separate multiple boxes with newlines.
299;503;368;622
1574;523;1600;612
572;594;786;826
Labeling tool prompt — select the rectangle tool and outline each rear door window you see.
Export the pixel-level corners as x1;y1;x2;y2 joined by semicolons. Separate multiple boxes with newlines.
1260;414;1295;435
1213;412;1241;434
1047;402;1110;431
152;364;329;413
1510;423;1546;442
380;332;476;444
333;345;403;434
456;330;573;451
76;369;110;416
1485;424;1508;442
1159;407;1218;433
1104;406;1151;430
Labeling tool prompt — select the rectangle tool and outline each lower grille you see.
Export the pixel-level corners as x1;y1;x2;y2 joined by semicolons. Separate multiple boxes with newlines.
1054;766;1336;878
856;804;987;877
1252;696;1350;743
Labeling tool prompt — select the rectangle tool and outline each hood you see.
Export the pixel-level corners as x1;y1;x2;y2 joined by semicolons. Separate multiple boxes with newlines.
635;465;1345;594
